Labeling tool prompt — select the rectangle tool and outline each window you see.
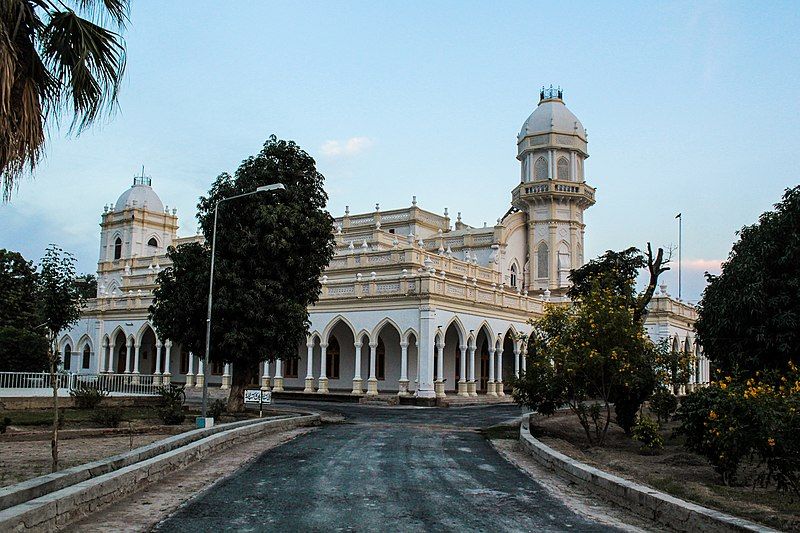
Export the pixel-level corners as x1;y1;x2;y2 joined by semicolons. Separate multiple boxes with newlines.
510;264;518;289
557;157;570;181
180;351;189;375
147;237;158;247
114;237;122;260
63;344;71;370
537;243;549;278
534;156;549;181
376;339;386;380
326;337;340;379
388;228;395;234
284;357;298;378
82;345;91;369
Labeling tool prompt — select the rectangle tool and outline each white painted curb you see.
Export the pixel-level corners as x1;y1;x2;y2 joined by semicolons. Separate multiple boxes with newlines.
519;422;779;532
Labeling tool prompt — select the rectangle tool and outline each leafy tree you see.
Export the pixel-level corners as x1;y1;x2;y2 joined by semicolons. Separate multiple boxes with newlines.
150;242;209;358
0;249;39;329
0;326;48;371
37;244;83;472
512;281;657;446
73;274;97;301
151;136;335;411
0;0;128;201
695;186;800;379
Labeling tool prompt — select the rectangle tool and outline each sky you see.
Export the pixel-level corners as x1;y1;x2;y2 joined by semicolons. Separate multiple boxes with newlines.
1;1;798;303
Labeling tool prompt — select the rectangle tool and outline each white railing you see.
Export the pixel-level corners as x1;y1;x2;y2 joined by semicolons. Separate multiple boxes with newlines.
0;372;161;396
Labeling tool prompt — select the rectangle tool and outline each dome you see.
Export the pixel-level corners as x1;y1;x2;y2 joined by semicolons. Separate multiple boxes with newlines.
114;176;164;212
519;95;585;140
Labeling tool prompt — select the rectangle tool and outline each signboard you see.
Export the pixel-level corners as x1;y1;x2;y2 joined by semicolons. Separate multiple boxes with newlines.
244;389;272;405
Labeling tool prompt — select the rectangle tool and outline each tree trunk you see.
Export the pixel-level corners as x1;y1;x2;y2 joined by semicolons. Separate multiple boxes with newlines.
226;364;256;413
634;243;669;323
49;337;59;473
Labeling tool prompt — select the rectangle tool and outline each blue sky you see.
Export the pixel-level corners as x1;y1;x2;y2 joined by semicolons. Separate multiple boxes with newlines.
1;1;798;303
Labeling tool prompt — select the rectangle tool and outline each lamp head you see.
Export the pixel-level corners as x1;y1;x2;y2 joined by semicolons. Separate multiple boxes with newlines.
256;183;285;193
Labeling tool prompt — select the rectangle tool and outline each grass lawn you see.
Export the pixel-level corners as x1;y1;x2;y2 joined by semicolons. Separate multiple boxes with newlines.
527;411;800;532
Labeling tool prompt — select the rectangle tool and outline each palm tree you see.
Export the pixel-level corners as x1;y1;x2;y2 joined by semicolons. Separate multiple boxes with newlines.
0;0;128;201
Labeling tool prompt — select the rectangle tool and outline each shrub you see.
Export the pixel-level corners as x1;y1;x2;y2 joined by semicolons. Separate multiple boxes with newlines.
70;384;108;409
208;399;226;421
92;408;123;428
679;368;800;490
0;416;10;433
155;384;186;425
632;415;664;454
650;388;679;424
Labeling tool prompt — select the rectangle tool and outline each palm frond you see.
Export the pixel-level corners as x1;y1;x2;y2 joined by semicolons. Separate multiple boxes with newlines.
41;10;126;132
77;0;129;29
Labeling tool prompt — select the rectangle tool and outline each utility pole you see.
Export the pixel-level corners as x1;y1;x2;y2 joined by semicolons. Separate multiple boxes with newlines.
676;213;682;300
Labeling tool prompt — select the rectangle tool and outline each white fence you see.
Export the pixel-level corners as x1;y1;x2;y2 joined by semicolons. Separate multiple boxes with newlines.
0;372;161;396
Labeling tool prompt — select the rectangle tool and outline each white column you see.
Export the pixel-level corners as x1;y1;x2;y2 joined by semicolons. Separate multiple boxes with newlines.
107;341;116;374
496;349;505;397
398;339;409;396
514;344;520;378
185;350;195;387
318;343;329;393
195;357;205;387
487;346;497;397
99;339;107;373
124;341;132;374
457;344;468;397
366;341;378;396
221;363;231;389
163;341;172;384
154;340;163;385
132;344;141;374
304;340;315;393
273;358;284;392
352;340;363;394
468;343;477;397
522;345;527;372
261;361;271;390
416;308;436;399
435;336;445;398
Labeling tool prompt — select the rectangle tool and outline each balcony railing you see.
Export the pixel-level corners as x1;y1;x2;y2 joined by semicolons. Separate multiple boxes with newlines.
0;372;161;396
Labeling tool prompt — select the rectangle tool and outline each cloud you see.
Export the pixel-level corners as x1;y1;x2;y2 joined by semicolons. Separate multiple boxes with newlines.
683;258;723;273
320;136;374;158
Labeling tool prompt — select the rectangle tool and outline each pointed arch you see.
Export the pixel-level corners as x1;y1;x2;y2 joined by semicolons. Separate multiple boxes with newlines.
402;328;418;344
355;329;371;345
59;334;74;352
537;241;549;279
557;156;570;180
108;325;127;346
371;317;403;344
443;315;467;346
76;334;93;352
501;325;519;344
474;320;495;343
534;156;549;180
509;260;519;290
113;235;123;260
135;323;157;345
322;314;357;343
306;331;322;346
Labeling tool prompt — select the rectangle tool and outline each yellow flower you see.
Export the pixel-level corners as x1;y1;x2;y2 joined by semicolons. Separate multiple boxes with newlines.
719;382;727;390
708;410;718;421
767;438;776;447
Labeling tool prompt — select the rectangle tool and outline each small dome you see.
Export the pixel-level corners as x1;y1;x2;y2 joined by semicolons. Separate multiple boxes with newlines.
519;96;585;140
114;176;164;212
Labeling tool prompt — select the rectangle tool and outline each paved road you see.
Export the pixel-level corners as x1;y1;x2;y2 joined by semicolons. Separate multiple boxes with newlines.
156;402;623;532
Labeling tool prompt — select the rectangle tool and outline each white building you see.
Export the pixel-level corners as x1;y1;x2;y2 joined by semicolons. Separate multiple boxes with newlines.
60;88;709;399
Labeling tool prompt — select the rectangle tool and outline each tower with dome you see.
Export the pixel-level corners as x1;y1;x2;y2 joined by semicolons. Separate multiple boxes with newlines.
58;89;708;400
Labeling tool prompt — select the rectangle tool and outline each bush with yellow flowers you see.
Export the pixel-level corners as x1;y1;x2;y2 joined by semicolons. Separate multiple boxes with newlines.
678;364;800;491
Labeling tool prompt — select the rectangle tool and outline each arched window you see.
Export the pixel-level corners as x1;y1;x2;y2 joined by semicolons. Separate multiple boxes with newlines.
82;345;91;369
376;339;386;380
534;157;549;181
537;243;549;279
326;337;340;379
114;237;122;260
147;237;158;247
63;344;71;370
557;157;571;181
510;263;518;289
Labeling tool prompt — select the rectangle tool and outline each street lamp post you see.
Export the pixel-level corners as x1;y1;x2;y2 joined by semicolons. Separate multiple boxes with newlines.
201;183;285;423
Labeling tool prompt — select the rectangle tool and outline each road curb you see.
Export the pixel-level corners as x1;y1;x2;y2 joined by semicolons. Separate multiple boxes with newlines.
518;422;778;532
0;413;320;531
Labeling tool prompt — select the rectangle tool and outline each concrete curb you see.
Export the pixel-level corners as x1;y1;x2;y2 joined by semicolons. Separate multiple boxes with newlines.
518;423;779;532
0;412;310;514
0;413;319;532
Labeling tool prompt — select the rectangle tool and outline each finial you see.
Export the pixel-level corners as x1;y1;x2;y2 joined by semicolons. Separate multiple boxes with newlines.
345;205;350;216
444;207;448;217
457;211;461;223
103;205;109;213
375;203;380;211
412;195;417;207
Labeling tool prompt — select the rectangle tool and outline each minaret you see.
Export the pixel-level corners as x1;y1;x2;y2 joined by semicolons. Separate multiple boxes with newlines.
511;86;596;294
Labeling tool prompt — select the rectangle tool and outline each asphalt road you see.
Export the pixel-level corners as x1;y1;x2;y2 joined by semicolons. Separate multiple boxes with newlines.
156;402;624;532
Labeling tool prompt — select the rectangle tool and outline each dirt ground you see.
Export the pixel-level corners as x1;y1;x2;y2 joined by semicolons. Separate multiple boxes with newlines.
0;434;168;487
532;411;800;532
